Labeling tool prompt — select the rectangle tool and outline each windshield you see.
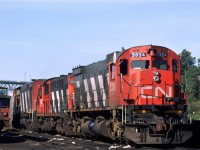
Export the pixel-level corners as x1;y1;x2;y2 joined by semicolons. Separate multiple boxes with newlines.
0;89;7;95
131;60;149;69
152;60;168;70
0;98;10;107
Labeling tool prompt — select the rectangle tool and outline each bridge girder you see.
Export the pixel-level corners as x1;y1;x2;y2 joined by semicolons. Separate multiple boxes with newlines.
0;80;28;91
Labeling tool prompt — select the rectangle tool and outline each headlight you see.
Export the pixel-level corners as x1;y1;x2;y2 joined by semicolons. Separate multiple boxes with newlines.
3;112;8;117
154;76;160;82
153;70;160;82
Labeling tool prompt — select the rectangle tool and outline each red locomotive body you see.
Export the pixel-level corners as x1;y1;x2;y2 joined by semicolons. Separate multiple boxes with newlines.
40;79;51;115
13;45;192;144
109;45;190;144
0;87;11;130
107;46;182;107
121;46;181;106
67;73;74;110
17;79;44;128
33;80;44;114
31;76;69;132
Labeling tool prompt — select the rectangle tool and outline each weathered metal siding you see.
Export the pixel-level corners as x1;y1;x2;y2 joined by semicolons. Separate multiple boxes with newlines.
73;60;109;109
50;75;68;114
20;83;33;113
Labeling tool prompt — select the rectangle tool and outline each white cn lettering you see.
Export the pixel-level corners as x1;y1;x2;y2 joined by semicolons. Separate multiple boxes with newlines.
141;86;172;99
141;86;153;98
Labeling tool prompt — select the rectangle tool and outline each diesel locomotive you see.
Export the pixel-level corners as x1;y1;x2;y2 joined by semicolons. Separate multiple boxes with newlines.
0;87;11;130
13;45;192;144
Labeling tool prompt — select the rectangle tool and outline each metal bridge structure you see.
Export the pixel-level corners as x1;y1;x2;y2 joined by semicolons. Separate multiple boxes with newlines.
0;80;28;91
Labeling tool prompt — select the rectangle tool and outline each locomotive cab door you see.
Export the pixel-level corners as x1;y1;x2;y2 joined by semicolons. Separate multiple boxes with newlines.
108;59;130;108
119;59;129;103
108;62;118;108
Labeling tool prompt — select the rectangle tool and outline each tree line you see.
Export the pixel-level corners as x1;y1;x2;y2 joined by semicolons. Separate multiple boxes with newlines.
179;49;200;120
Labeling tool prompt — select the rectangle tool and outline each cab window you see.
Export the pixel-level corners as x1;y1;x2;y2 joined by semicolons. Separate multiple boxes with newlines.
44;84;49;95
172;59;178;72
152;60;168;70
0;89;7;95
110;63;115;79
0;99;10;107
131;60;149;69
120;59;128;75
38;87;42;98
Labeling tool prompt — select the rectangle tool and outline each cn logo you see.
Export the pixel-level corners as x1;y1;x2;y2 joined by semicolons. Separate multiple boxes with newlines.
141;86;172;99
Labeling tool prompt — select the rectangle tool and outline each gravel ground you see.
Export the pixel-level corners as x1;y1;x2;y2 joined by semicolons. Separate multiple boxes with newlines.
1;130;200;150
0;131;122;150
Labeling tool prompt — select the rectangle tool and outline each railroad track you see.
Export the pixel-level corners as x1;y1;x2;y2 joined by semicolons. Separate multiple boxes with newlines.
1;131;64;150
1;130;199;150
0;131;110;150
137;145;199;150
174;147;196;150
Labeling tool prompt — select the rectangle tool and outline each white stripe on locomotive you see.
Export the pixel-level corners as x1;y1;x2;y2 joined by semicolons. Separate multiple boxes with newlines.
76;81;80;88
107;73;109;85
28;90;30;112
56;91;60;112
22;92;25;112
61;89;64;109
61;90;64;100
20;92;24;112
98;75;106;107
83;79;91;108
90;77;99;107
51;91;56;113
25;91;28;112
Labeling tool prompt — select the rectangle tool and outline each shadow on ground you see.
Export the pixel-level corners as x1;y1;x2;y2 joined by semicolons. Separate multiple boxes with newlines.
0;131;48;144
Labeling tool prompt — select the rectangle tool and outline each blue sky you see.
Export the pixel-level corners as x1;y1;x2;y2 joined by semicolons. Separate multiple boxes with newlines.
0;0;199;81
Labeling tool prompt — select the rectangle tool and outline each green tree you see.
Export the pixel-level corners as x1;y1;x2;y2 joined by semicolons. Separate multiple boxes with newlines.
179;49;196;75
179;49;200;101
198;58;200;68
190;101;200;120
186;66;200;101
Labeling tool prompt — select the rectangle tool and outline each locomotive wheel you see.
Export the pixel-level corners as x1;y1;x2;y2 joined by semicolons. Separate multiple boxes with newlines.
56;119;63;134
107;119;123;140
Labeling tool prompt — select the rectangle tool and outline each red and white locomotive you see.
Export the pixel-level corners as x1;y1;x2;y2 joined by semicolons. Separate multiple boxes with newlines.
0;87;11;130
13;45;192;144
